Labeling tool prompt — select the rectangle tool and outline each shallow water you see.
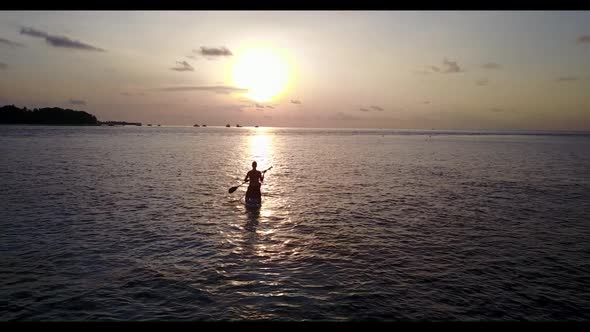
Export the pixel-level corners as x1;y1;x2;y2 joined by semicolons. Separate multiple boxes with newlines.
1;126;589;321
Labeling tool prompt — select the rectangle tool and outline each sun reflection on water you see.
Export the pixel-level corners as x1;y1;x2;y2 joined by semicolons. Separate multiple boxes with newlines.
220;126;302;305
248;128;273;168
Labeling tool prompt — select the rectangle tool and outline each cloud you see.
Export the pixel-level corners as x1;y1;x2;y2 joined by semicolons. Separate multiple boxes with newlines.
0;37;24;47
370;105;384;111
555;76;579;82
197;46;233;57
359;108;370;112
331;112;360;121
266;105;275;109
425;58;463;74
255;103;265;108
171;61;194;72
476;78;489;86
291;99;302;104
157;85;248;94
422;101;431;104
186;55;197;60
576;35;590;43
482;62;501;69
489;107;521;114
121;92;146;96
20;27;105;52
0;62;7;70
69;99;86;106
442;58;462;73
19;27;47;38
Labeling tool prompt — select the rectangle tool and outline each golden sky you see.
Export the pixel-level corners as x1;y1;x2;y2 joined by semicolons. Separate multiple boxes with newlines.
1;11;589;130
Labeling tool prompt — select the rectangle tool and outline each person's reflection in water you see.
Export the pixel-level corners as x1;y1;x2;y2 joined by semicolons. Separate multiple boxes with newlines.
244;208;260;232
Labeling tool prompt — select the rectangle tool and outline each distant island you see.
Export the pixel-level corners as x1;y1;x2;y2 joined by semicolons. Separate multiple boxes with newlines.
1;104;259;128
0;104;145;126
0;104;99;125
101;121;142;126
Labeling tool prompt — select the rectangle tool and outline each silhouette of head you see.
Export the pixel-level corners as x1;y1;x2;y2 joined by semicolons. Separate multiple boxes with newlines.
252;161;257;169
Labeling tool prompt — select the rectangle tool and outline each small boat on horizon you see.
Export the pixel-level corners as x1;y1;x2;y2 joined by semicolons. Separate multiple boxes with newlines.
236;124;242;127
193;124;200;127
226;124;230;127
147;124;152;126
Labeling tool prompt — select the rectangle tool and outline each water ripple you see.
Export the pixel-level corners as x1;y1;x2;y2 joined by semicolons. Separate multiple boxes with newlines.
1;126;589;320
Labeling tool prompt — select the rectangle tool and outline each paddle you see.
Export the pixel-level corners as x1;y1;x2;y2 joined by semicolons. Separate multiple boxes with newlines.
228;166;272;194
228;181;248;194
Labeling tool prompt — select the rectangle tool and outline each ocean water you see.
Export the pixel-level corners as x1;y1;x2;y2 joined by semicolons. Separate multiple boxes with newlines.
1;125;589;321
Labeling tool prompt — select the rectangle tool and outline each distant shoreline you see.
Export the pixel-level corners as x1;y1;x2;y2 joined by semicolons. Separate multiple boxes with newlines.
2;105;589;133
0;123;100;126
0;105;100;126
1;124;589;137
0;104;149;127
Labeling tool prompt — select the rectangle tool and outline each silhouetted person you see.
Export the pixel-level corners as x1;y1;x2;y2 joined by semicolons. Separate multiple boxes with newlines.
244;161;264;203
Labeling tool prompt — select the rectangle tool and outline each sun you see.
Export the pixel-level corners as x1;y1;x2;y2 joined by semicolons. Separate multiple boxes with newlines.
232;48;290;103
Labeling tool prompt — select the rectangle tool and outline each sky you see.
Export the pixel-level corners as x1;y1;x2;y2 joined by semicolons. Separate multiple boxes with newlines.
1;11;590;130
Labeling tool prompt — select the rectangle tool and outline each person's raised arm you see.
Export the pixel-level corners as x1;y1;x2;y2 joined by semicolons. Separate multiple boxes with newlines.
244;171;250;183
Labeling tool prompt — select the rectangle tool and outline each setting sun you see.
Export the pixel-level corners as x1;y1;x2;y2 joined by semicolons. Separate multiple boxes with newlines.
3;11;590;323
232;48;290;102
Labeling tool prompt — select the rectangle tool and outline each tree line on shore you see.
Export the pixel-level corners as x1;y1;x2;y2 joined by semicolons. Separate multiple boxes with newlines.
0;104;99;125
